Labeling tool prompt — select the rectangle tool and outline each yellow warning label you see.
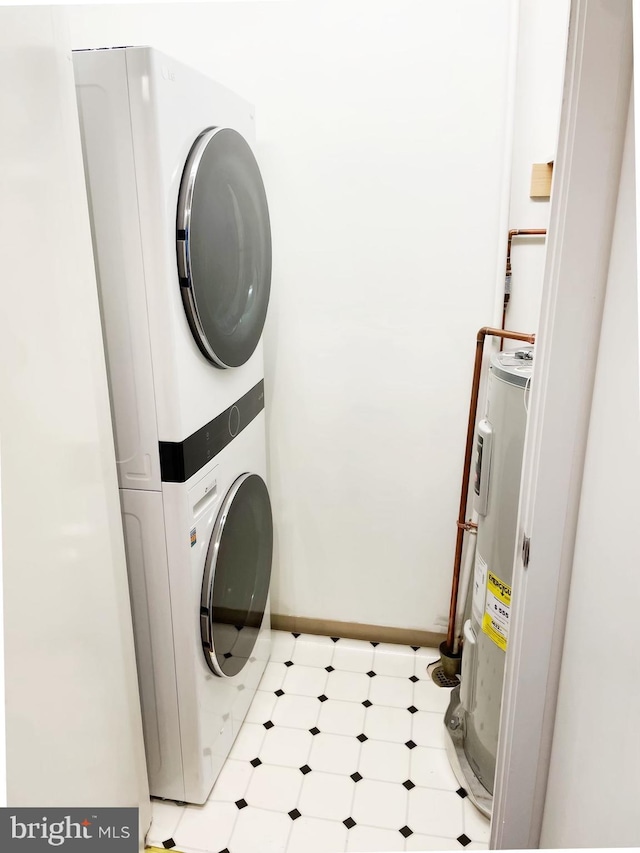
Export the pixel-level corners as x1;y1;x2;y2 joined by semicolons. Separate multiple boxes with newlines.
482;570;511;652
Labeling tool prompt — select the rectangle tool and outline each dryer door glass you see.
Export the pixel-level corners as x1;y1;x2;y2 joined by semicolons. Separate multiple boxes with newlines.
200;473;273;677
177;127;272;369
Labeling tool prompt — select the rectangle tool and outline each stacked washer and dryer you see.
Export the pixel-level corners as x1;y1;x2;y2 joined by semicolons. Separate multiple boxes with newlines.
74;47;273;805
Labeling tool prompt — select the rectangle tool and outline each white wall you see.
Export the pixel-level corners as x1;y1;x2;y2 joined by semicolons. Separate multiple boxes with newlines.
0;7;150;847
504;0;570;340
539;90;640;848
67;0;516;633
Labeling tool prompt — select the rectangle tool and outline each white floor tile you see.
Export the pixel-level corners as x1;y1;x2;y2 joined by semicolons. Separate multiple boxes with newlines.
229;805;293;853
369;674;414;709
271;694;321;730
407;787;465;838
245;689;278;724
271;631;297;663
414;647;440;679
259;661;288;692
358;739;410;784
245;763;304;812
332;640;375;674
147;800;184;846
363;704;412;743
308;731;361;775
346;824;406;852
174;799;238;852
298;771;356;821
412;711;447;749
462;798;491;843
292;634;336;668
208;758;254;803
405;833;463;850
287;815;349;853
413;679;453;713
373;644;416;678
351;778;408;830
410;746;459;791
229;721;268;761
325;669;371;703
318;698;366;737
261;725;314;769
283;664;329;697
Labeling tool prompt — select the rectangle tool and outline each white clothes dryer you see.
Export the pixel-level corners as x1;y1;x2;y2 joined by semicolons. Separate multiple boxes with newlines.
73;46;272;491
121;415;272;804
73;47;273;804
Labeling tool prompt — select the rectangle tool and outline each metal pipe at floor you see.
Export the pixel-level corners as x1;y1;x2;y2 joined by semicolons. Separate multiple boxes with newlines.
443;326;535;660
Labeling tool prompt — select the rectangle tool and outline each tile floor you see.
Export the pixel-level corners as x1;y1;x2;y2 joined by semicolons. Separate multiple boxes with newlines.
147;632;490;853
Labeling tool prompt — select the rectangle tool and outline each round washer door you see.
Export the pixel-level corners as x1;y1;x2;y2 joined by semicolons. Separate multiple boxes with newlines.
200;473;273;677
177;127;272;368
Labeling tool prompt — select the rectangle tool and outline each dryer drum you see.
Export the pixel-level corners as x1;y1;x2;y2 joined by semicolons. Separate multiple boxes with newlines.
177;126;272;369
200;473;273;677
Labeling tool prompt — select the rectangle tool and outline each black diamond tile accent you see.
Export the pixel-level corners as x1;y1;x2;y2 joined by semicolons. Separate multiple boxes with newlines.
250;757;262;767
275;689;284;697
162;840;176;850
325;665;335;672
343;817;356;829
362;699;372;708
235;799;248;810
405;739;417;749
292;632;301;638
457;834;472;847
407;705;418;714
400;826;414;838
223;652;232;659
456;787;469;799
300;764;312;775
263;720;274;730
366;670;376;678
288;808;302;820
357;733;368;742
318;694;328;702
409;675;419;683
350;772;362;782
310;726;320;735
411;645;420;651
370;641;380;647
403;779;416;790
284;660;294;667
218;849;230;853
331;637;340;643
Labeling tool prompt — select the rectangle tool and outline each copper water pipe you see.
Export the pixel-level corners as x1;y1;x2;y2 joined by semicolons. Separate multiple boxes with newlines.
501;229;547;348
444;326;535;655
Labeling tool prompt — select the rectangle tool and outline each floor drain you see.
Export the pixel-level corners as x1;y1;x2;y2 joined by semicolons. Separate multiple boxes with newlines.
427;661;459;688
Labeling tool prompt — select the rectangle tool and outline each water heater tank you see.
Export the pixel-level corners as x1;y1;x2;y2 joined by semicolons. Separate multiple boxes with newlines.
444;346;533;817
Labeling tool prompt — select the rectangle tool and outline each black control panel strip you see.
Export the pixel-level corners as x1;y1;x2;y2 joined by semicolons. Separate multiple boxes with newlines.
159;380;265;483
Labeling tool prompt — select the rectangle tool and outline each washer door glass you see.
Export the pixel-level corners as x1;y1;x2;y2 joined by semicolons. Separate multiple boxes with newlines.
200;473;273;677
177;127;272;368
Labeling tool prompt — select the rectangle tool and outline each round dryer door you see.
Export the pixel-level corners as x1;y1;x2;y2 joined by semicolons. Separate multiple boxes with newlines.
200;473;273;677
177;127;272;368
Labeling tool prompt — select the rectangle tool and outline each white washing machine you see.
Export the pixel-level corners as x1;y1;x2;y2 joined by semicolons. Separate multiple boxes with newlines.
73;46;273;804
121;416;272;804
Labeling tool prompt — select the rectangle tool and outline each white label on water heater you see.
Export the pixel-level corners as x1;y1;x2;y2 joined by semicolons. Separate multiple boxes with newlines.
472;552;488;624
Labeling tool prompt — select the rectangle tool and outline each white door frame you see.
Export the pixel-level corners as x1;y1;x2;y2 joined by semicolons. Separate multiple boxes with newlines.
491;0;633;847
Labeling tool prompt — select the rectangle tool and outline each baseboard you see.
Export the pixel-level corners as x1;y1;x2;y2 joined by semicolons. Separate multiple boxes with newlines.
271;614;445;650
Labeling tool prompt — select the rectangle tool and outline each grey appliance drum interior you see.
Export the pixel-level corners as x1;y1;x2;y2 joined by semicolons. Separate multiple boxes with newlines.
177;127;272;368
200;473;273;677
